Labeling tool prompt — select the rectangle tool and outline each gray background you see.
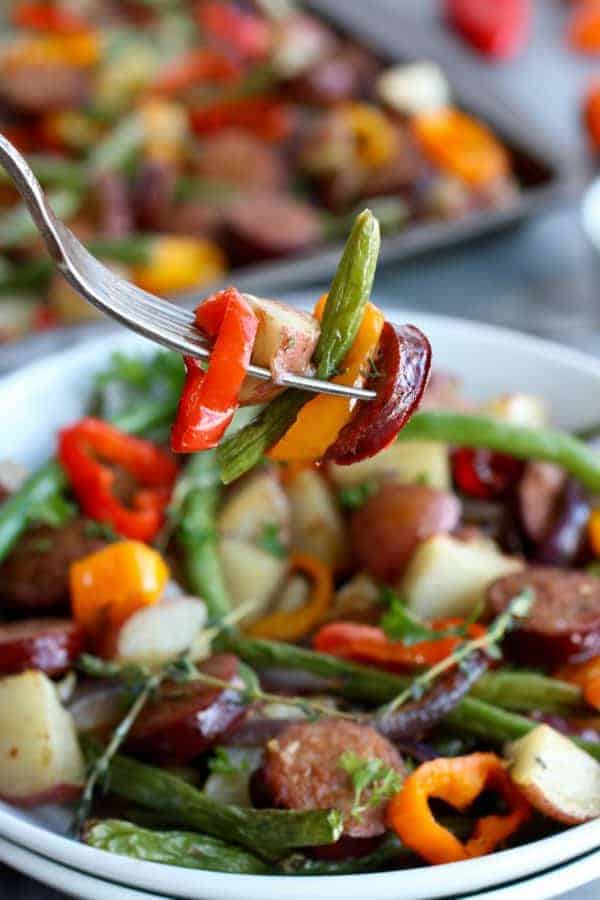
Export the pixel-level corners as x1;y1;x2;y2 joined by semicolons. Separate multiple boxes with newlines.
2;0;600;896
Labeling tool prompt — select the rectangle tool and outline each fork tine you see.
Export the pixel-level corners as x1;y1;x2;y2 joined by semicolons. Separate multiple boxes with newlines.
0;133;377;403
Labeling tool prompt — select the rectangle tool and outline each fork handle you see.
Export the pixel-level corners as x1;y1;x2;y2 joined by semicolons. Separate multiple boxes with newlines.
0;133;66;264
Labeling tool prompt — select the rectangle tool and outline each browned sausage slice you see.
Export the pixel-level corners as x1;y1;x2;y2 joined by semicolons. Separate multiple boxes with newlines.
0;619;85;676
487;567;600;666
126;654;247;764
225;193;323;264
195;131;287;190
0;519;109;615
263;718;406;837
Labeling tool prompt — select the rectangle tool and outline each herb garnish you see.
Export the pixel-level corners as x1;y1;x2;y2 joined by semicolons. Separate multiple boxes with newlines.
208;747;250;776
339;751;402;821
380;589;535;714
338;480;377;510
379;588;482;646
258;522;287;558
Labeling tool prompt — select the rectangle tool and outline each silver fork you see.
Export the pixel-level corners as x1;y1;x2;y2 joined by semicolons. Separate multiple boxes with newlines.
0;134;375;401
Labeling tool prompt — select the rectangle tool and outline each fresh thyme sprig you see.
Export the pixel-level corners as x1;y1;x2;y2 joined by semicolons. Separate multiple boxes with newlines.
380;589;535;715
73;599;260;832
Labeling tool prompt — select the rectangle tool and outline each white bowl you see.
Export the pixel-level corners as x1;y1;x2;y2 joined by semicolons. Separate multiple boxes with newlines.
0;837;598;900
1;309;600;900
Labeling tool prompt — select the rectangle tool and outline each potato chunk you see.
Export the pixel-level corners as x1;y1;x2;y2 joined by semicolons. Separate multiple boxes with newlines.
506;724;600;824
0;670;84;804
400;534;522;619
328;440;450;491
239;295;320;404
286;468;347;570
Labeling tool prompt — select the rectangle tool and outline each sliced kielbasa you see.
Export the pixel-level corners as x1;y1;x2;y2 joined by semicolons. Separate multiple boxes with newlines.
125;654;247;764
0;64;89;113
487;567;600;666
0;519;110;616
224;193;323;264
0;619;85;676
195;131;287;190
263;718;406;837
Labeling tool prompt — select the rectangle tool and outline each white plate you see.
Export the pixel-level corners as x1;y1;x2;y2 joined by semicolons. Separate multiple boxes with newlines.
1;310;600;900
0;837;598;900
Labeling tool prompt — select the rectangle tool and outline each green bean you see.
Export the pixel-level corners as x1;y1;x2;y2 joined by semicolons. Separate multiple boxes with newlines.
0;258;53;294
0;190;81;250
472;671;584;715
217;392;309;485
83;819;271;874
314;208;380;379
280;833;409;875
0;155;87;191
218;210;381;483
218;633;600;758
446;697;600;760
0;461;67;564
215;630;410;703
175;451;231;622
87;235;155;267
88;113;145;173
399;412;600;492
81;738;343;860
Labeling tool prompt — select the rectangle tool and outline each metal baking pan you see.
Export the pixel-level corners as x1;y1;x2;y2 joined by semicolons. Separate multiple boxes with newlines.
0;0;577;372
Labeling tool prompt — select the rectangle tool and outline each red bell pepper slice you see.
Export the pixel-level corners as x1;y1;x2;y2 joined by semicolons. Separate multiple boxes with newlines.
313;620;486;672
171;288;258;453
58;418;177;542
452;448;524;500
189;96;294;143
325;323;431;466
196;1;272;62
445;0;532;60
12;2;88;32
569;0;600;55
153;49;241;96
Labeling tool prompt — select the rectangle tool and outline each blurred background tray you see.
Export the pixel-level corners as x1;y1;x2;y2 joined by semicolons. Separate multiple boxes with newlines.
0;0;578;374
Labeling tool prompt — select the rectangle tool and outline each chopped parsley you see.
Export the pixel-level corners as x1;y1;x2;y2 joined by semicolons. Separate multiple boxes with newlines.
84;520;118;541
208;747;249;777
258;522;287;558
379;587;469;646
339;751;403;821
338;480;377;510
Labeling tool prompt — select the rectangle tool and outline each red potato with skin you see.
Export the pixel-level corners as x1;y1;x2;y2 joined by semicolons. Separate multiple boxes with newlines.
0;670;85;805
125;654;247;764
238;294;320;405
350;483;462;583
0;619;85;677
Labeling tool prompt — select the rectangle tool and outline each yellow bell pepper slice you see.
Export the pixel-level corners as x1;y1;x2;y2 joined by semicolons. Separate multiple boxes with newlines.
132;236;226;296
70;541;169;633
268;297;385;462
588;509;600;557
4;33;101;69
340;102;398;168
412;107;509;187
247;553;333;641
